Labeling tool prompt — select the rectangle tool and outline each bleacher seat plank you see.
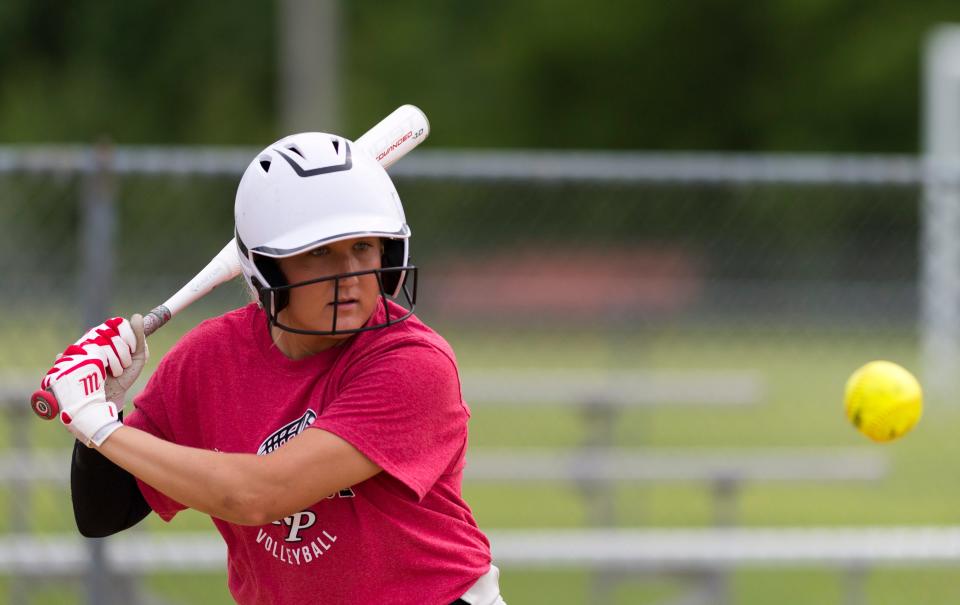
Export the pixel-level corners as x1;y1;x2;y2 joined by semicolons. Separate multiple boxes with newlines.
465;448;887;483
0;527;957;575
460;369;764;406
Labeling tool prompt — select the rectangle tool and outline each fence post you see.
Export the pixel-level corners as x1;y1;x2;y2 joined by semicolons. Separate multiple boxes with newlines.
580;398;619;605
8;404;29;605
842;565;867;605
80;141;116;605
279;0;341;132
922;25;960;402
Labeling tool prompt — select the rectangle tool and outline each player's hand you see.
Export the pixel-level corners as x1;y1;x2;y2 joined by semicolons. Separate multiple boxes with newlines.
68;317;138;379
104;314;149;406
40;317;139;446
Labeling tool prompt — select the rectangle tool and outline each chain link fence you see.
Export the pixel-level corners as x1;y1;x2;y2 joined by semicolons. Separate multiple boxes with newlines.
0;146;955;604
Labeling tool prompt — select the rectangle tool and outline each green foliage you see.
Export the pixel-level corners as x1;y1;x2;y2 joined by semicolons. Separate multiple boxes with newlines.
0;0;276;144
346;0;960;152
0;2;959;149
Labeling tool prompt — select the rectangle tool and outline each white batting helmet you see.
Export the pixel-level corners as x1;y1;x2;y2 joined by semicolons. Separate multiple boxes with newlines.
234;131;416;334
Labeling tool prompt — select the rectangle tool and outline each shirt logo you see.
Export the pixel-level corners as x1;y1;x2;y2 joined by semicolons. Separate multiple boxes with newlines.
250;410;362;566
257;410;317;455
273;511;316;543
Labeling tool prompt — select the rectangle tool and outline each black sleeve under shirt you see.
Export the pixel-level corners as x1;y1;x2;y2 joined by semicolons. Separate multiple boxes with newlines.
70;436;151;537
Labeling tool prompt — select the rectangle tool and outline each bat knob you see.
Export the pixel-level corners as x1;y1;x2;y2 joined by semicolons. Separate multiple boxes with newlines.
30;390;59;421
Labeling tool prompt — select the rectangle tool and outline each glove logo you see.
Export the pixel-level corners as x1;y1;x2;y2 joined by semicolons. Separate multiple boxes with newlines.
80;373;101;396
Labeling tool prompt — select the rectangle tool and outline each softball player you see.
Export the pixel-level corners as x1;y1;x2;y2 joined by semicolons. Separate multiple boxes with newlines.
43;132;505;604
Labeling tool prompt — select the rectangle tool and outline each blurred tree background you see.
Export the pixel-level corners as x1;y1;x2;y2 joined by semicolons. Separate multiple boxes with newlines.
1;0;959;150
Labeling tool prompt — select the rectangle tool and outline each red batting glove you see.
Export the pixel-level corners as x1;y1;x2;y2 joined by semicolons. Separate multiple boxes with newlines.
40;318;138;446
72;317;137;378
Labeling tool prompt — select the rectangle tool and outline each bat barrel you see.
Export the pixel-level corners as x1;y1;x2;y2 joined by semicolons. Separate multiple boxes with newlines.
354;104;430;169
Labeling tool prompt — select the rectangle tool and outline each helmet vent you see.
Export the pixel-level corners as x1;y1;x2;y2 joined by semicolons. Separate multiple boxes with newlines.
258;153;272;173
286;144;306;159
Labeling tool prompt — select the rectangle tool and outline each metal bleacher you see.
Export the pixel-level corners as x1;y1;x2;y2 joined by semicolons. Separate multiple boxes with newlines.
0;526;957;605
0;369;908;605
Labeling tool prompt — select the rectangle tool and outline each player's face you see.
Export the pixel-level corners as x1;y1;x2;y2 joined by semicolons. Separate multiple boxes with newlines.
276;237;383;336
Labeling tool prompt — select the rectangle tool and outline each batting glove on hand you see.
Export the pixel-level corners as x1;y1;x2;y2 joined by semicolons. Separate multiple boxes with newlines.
41;317;138;446
104;314;149;407
68;317;138;379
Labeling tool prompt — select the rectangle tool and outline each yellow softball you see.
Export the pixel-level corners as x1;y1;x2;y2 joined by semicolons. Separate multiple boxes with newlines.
844;360;923;443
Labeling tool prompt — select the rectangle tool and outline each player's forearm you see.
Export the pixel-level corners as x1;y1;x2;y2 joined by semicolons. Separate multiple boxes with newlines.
95;425;273;525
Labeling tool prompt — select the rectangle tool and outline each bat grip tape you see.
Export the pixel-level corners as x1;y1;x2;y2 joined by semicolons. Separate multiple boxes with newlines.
142;305;172;337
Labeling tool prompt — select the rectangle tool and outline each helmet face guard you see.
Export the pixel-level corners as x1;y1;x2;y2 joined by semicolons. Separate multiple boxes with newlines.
258;265;418;336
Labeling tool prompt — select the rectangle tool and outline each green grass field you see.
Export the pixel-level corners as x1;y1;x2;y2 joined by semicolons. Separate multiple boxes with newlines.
3;315;959;604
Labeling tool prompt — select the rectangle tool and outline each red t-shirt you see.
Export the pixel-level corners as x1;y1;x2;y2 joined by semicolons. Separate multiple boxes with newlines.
125;300;492;605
